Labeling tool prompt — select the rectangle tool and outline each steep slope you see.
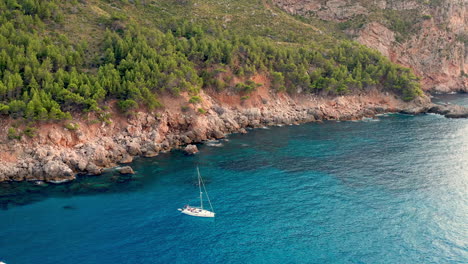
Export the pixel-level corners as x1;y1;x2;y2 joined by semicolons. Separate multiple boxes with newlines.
272;0;467;92
0;0;433;182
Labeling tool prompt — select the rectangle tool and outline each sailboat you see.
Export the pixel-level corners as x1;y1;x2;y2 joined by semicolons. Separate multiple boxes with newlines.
178;167;215;218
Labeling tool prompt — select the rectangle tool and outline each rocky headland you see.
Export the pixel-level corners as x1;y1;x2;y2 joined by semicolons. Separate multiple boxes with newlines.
1;84;466;184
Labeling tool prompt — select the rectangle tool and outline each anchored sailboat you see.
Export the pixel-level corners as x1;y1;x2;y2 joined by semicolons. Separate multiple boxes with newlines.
178;167;215;218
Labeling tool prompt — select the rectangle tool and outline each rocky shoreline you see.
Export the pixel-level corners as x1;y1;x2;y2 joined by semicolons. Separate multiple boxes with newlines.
0;88;466;183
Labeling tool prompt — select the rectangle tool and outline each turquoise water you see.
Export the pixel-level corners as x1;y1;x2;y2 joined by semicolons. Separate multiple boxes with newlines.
1;95;467;264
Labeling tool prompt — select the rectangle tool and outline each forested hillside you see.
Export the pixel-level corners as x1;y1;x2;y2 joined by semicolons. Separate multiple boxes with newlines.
0;0;422;121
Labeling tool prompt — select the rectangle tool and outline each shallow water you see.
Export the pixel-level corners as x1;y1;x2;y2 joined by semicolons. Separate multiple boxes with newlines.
0;95;467;264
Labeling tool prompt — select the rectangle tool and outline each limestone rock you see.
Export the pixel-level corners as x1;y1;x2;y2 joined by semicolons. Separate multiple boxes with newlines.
118;166;135;175
86;162;102;175
428;104;468;118
211;130;225;139
127;141;141;156
143;151;158;158
43;160;75;183
119;154;133;164
184;144;199;155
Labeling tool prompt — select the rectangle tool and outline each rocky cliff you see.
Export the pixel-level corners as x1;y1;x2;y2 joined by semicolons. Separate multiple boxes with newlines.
272;0;467;92
0;85;430;183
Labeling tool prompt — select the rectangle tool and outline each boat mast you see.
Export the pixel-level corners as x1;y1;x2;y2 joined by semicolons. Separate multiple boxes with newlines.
200;172;215;213
197;166;203;209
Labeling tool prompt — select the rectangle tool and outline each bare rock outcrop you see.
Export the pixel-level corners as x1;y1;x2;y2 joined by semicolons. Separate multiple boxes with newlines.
184;144;199;155
43;160;75;183
118;166;135;175
119;154;133;164
428;104;468;118
273;0;367;21
356;22;395;58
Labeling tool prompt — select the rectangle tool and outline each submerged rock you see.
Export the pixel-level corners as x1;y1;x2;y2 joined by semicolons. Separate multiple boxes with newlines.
184;144;199;155
118;166;135;175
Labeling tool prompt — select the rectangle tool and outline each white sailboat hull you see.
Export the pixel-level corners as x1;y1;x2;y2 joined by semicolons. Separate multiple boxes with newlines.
179;167;215;218
178;207;215;218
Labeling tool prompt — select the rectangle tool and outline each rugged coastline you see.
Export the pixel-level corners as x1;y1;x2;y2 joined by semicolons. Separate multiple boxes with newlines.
0;87;466;183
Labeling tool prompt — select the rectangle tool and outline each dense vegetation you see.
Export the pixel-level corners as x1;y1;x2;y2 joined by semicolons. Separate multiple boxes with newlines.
0;0;422;121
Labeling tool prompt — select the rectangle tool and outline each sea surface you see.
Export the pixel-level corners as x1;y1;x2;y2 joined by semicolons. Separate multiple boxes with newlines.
0;94;467;264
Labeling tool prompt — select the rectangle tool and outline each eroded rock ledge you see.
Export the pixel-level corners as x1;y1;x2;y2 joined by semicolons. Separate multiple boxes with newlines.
427;104;468;119
0;88;448;183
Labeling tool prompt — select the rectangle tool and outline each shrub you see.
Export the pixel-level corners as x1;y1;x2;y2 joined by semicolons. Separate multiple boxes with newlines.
23;126;37;138
7;127;21;140
235;80;262;94
117;99;138;113
0;104;10;114
189;96;202;104
64;123;80;131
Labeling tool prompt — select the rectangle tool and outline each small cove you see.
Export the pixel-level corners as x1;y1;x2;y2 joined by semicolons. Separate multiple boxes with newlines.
0;94;467;263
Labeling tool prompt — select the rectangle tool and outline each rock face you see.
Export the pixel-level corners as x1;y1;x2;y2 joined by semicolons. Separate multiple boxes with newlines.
119;154;133;164
275;0;367;21
184;145;199;155
43;160;75;183
428;104;468;118
356;22;395;58
118;166;135;175
0;85;437;183
272;0;467;92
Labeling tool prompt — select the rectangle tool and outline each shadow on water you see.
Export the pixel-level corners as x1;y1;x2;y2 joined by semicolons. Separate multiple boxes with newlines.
0;148;219;210
0;170;146;210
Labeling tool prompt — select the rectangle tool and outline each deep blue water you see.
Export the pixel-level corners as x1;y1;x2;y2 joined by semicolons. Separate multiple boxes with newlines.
1;95;467;264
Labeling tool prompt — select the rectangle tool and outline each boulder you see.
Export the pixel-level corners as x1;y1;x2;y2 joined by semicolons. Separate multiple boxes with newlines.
143;150;158;158
48;130;63;145
184;144;199;155
86;162;102;175
118;166;135;175
140;142;160;157
307;108;324;120
127;141;141;156
400;106;427;115
70;157;88;171
211;130;225;139
119;154;133;164
180;135;192;144
43;160;75;183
